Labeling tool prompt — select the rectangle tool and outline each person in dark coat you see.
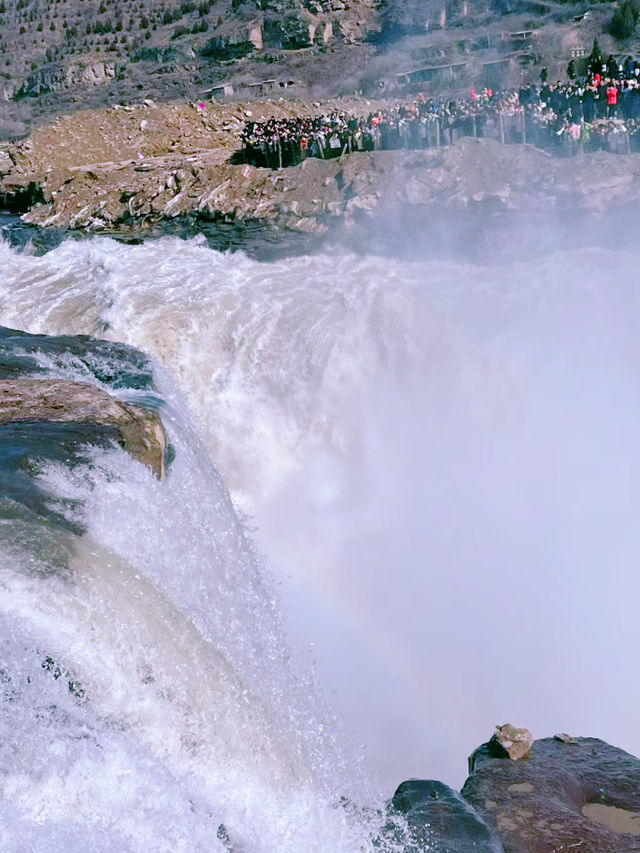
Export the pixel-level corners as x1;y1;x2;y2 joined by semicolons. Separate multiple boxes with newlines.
620;81;633;119
587;39;603;77
597;81;608;117
568;86;582;122
582;85;596;122
550;84;567;116
624;55;636;79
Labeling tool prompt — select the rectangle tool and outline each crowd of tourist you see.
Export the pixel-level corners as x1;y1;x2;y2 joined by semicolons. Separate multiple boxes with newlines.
241;51;640;167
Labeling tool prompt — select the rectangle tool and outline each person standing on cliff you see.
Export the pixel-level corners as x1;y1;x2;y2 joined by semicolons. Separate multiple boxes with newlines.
624;55;636;79
588;39;603;77
606;82;619;117
582;84;596;123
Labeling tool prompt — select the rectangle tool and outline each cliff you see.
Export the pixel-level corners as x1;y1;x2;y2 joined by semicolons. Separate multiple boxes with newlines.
3;98;640;249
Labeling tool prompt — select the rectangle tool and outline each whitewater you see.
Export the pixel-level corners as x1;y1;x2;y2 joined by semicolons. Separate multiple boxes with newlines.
0;229;639;850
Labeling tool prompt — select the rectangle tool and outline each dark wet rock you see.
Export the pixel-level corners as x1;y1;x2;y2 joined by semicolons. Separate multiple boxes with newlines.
0;326;154;390
0;379;166;478
0;177;44;213
462;736;640;853
0;420;129;532
0;327;167;533
392;779;505;853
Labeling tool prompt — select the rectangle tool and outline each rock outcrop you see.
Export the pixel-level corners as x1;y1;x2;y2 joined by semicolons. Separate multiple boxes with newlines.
469;724;534;771
0;379;166;479
392;779;505;853
463;735;640;853
394;730;640;853
0;148;12;176
5;98;640;247
17;61;117;98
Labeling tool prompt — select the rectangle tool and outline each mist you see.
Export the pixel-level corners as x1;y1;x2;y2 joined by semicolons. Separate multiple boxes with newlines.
253;241;640;789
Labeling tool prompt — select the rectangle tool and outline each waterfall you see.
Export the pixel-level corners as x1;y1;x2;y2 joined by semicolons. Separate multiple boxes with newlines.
1;229;639;808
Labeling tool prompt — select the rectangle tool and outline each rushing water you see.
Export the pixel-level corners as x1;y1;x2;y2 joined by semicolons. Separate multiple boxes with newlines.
0;226;640;848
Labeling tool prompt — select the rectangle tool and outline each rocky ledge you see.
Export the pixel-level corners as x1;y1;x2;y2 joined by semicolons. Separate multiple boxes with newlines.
9;140;640;237
0;326;166;489
393;725;640;853
0;379;166;479
4;99;640;243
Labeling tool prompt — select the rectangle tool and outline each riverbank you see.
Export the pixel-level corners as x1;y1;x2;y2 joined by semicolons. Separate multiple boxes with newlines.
4;97;640;250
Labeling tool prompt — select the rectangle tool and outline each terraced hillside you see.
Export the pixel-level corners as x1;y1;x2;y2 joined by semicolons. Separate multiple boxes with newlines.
0;0;636;138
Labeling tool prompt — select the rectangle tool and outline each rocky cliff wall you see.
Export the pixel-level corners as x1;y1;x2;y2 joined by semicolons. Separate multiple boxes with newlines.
17;61;117;98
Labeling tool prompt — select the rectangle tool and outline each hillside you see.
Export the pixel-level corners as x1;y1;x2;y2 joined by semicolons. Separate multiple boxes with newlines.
0;0;636;138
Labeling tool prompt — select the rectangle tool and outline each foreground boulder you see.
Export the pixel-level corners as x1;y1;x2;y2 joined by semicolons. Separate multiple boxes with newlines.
0;379;165;478
392;779;504;853
462;736;640;852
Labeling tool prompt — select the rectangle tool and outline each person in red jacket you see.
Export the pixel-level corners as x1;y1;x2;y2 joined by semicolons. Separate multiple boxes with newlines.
607;83;619;117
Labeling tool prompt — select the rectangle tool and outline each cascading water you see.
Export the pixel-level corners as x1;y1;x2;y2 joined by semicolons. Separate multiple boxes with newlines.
0;323;406;851
0;226;639;845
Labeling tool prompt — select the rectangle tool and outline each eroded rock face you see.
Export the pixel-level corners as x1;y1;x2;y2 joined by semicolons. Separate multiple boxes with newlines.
0;148;12;176
462;736;640;853
0;379;165;479
392;779;505;853
17;61;116;98
7;132;640;245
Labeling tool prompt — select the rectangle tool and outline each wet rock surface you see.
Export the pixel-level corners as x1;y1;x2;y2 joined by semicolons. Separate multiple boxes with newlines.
0;379;166;479
0;326;154;390
0;326;166;487
462;736;640;853
392;779;505;853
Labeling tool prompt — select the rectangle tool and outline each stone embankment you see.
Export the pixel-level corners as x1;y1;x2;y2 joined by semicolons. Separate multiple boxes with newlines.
4;97;640;239
395;725;640;853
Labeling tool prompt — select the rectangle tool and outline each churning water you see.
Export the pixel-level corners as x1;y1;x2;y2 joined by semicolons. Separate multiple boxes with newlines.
0;229;639;849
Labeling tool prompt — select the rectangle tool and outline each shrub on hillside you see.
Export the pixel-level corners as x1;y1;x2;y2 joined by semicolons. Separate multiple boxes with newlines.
611;0;638;38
